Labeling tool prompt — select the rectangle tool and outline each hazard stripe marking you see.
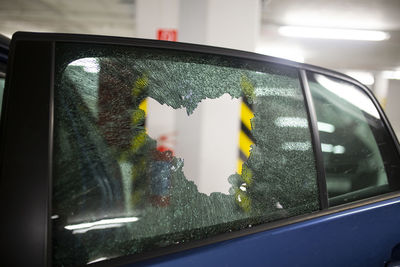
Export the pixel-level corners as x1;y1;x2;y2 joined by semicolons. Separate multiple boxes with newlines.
241;122;255;143
237;159;244;175
240;101;253;131
238;96;254;174
139;98;147;115
239;130;252;158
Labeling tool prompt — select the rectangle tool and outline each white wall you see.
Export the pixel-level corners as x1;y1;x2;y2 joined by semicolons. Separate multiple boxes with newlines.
385;80;400;139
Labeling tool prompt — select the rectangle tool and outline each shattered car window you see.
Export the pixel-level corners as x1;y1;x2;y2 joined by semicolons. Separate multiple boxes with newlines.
52;43;319;266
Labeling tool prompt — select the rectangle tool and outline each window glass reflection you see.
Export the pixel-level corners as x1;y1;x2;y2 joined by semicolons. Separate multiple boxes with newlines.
308;72;400;206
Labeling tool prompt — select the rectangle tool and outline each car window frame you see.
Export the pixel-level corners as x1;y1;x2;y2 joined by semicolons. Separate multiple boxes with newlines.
304;70;400;206
1;31;400;267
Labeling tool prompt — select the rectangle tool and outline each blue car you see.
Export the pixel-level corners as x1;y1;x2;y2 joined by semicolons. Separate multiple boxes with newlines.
1;32;400;267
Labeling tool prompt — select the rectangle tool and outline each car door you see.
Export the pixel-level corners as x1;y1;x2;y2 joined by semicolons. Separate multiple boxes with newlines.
1;32;399;267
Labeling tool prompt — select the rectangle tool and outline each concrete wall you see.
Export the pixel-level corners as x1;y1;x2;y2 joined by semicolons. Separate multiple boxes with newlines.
137;0;261;194
385;80;400;140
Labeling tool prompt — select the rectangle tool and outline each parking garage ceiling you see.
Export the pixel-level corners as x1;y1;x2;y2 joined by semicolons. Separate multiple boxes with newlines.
259;0;400;71
0;0;137;37
0;0;399;71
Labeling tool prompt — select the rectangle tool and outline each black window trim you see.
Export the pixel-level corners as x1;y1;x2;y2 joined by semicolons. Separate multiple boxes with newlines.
1;31;400;267
298;69;329;209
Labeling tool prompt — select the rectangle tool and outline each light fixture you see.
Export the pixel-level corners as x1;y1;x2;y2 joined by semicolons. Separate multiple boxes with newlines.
275;117;335;133
321;143;345;154
72;224;124;234
87;257;108;264
383;70;400;80
278;26;390;41
317;122;335;133
65;216;139;232
315;74;380;118
282;142;311;151
275;117;308;128
69;57;100;73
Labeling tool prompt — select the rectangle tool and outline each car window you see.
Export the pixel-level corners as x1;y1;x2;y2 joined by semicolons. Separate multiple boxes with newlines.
307;72;400;206
52;43;319;265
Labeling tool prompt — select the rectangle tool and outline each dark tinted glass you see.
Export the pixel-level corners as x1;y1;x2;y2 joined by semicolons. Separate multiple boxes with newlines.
308;72;400;206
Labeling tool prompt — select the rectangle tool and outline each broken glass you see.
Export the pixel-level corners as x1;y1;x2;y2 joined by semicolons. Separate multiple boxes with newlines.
52;43;319;266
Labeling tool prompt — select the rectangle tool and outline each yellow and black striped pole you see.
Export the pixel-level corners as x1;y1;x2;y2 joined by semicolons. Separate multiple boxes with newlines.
238;95;255;174
238;74;255;174
128;74;149;209
98;61;151;212
234;75;256;212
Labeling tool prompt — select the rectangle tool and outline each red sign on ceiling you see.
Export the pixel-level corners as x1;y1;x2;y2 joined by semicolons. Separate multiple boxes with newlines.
157;29;178;41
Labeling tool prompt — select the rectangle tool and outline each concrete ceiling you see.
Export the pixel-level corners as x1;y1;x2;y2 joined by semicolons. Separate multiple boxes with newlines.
0;0;136;37
0;0;399;72
262;0;400;30
259;0;400;71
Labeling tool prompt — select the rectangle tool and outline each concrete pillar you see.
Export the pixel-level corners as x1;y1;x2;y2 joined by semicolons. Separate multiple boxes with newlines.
385;80;400;139
179;0;260;51
373;72;400;140
373;72;389;109
136;0;261;194
136;0;179;39
136;0;179;160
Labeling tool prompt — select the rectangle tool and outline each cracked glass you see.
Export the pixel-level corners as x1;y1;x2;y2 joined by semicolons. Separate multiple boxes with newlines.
52;43;319;266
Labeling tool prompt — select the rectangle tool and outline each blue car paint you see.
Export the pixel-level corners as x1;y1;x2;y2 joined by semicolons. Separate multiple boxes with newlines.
133;197;400;266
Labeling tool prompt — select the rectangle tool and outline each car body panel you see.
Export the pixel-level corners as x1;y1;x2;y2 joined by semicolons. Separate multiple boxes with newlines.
136;196;400;267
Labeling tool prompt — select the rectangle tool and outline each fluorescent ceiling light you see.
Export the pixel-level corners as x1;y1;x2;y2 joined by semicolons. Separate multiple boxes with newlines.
315;74;380;118
283;12;386;30
72;224;124;234
254;87;297;97
88;257;108;264
65;217;139;231
275;117;308;128
279;26;390;41
383;70;400;80
275;117;335;133
282;142;311;151
69;57;100;73
321;143;345;154
317;122;335;133
345;71;375;86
